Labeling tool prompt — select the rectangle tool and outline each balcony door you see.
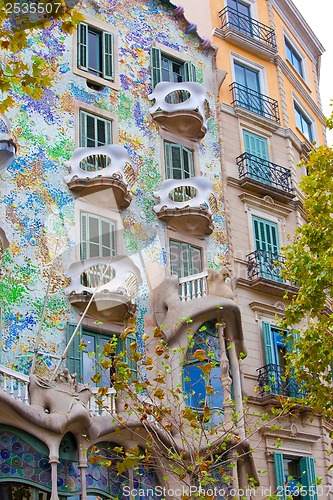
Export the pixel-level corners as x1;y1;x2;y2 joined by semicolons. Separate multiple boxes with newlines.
227;0;252;36
243;130;271;184
234;62;262;114
252;216;281;280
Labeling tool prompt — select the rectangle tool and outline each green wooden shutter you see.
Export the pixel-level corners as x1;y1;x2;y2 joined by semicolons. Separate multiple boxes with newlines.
243;130;268;159
79;110;87;148
252;216;279;253
103;31;114;80
299;457;318;500
169;240;181;277
67;323;83;379
151;46;162;88
262;322;275;365
274;452;287;500
182;147;194;178
78;23;88;70
105;119;112;144
80;212;87;260
183;61;197;82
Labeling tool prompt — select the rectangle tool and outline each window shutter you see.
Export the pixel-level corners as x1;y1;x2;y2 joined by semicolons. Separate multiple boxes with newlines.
103;31;114;80
262;322;275;365
243;130;268;160
105;119;112;144
79;111;87;148
67;323;83;380
80;212;87;260
183;61;197;82
78;23;88;71
164;142;172;179
151;46;162;88
299;457;318;500
169;240;181;277
274;452;287;500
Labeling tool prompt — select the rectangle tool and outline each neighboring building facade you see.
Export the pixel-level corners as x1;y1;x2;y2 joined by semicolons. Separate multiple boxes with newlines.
180;0;331;496
0;0;330;499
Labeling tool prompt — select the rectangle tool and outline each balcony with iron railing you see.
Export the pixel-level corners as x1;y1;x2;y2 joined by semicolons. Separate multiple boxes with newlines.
64;145;136;209
218;6;277;58
65;256;142;322
148;81;207;140
237;152;294;202
230;82;280;123
246;249;297;296
257;364;306;399
153;177;217;236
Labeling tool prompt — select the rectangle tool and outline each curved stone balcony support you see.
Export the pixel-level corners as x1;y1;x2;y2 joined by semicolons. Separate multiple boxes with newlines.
0;114;16;172
148;82;207;140
65;256;142;321
153;177;217;236
64;145;136;209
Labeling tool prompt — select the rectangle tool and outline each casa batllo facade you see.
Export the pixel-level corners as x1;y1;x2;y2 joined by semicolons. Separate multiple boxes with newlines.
0;0;253;498
0;0;330;499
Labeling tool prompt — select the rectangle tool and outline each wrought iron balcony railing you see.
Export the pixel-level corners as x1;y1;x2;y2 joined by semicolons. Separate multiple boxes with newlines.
219;6;277;49
230;82;280;123
257;364;306;399
247;249;284;282
237;152;293;193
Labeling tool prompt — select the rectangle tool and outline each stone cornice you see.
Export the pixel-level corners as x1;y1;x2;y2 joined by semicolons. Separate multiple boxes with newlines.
272;0;325;61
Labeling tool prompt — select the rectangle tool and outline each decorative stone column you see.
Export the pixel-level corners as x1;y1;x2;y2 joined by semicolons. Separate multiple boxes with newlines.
78;447;88;500
218;323;232;422
49;455;59;500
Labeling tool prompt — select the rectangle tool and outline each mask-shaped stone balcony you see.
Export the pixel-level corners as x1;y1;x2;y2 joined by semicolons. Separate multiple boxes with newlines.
148;82;207;140
65;256;142;322
153;177;217;236
64;145;136;209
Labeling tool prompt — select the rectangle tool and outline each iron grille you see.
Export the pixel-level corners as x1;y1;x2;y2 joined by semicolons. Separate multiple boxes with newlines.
219;6;277;50
230;82;280;123
257;364;307;399
237;152;293;193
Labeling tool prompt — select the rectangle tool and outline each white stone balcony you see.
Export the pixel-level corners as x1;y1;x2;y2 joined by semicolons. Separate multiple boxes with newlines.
148;82;207;140
179;271;208;302
89;387;117;416
0;366;29;404
153;177;217;236
64;145;136;209
65;256;142;321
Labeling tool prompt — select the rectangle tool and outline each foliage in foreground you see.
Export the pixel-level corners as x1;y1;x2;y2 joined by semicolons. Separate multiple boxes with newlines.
0;0;83;113
281;109;333;419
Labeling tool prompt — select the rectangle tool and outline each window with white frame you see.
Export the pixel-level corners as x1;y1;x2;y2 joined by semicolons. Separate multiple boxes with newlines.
294;102;314;142
79;110;112;149
80;212;116;260
164;141;194;180
150;47;196;88
77;22;114;81
285;37;304;78
66;324;137;385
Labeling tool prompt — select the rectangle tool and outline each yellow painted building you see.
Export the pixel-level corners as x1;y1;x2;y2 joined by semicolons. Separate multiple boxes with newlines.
181;0;330;496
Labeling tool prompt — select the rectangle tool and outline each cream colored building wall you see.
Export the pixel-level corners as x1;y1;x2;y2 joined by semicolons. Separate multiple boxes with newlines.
177;0;213;38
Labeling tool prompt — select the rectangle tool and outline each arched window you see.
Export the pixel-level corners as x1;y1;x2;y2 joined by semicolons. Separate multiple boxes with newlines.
183;322;230;427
